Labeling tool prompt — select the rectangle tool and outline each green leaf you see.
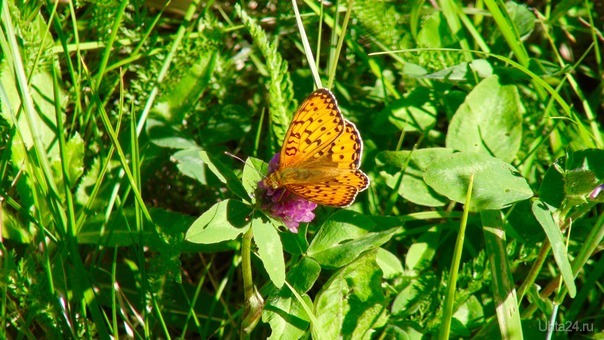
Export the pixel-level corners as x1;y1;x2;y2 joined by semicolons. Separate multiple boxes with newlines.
1;67;66;153
424;151;533;210
453;295;485;331
405;226;440;271
1;209;31;243
151;51;216;123
539;160;566;208
372;87;437;134
401;62;428;78
531;200;577;297
382;324;424;339
65;133;85;186
564;149;604;202
376;248;404;280
265;293;313;340
236;4;295;153
78;207;237;252
202;105;253;145
505;2;535;39
391;271;438;317
416;11;457;47
50;132;84;188
146;118;200;149
307;210;399;268
376;148;453;207
199;151;250;202
446;75;524;162
252;219;285;288
185;200;251;244
263;257;321;338
172;148;206;184
422;59;493;81
242;157;267;199
481;210;524;338
313;251;388;339
540;149;604;207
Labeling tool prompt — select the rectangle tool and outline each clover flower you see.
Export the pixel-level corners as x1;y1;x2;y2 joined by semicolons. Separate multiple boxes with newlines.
257;154;318;233
589;184;604;200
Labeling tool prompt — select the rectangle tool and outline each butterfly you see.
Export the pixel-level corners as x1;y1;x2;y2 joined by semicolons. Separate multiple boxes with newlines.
263;88;369;207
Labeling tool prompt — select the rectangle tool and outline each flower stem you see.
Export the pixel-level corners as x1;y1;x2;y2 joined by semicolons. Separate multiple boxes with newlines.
242;228;254;302
241;227;263;337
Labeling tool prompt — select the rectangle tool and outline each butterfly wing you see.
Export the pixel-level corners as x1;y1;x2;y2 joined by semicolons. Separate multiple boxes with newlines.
285;120;369;206
324;120;364;170
287;169;368;206
279;88;346;168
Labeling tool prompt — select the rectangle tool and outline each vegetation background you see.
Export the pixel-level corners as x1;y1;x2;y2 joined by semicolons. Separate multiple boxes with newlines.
1;0;603;338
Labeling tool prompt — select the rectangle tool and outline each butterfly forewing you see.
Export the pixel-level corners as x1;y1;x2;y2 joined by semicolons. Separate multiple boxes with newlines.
325;121;364;169
279;89;346;168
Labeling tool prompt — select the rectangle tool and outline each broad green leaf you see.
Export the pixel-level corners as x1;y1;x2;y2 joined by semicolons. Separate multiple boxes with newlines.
531;200;577;297
307;210;399;268
376;248;404;280
1;209;31;243
252;219;285;288
416;11;457;47
50;132;84;188
424;151;533;210
199;151;250;202
172;148;206;184
372;87;437;134
263;257;321;338
506;2;535;39
446;75;524;162
539;160;566;208
265;293;312;340
405;226;440;271
402;62;428;77
376;148;453;207
242;157;267;199
313;251;388;339
1;66;66;152
185;199;251;244
453;295;485;333
65;133;85;186
146;118;200;149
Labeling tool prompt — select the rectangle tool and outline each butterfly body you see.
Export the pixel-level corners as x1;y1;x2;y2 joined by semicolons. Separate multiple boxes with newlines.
263;88;369;207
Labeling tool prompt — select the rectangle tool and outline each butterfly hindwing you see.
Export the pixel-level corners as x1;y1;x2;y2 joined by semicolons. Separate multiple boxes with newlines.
286;169;369;207
287;182;359;207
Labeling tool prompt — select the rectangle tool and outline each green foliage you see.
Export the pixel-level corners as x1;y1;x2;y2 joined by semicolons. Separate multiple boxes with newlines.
1;0;603;338
236;4;296;154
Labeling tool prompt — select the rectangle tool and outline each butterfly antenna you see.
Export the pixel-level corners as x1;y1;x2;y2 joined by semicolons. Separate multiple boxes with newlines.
224;151;246;164
224;151;267;179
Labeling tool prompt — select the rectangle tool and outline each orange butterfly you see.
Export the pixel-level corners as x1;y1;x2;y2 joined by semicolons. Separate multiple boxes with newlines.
263;88;369;207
